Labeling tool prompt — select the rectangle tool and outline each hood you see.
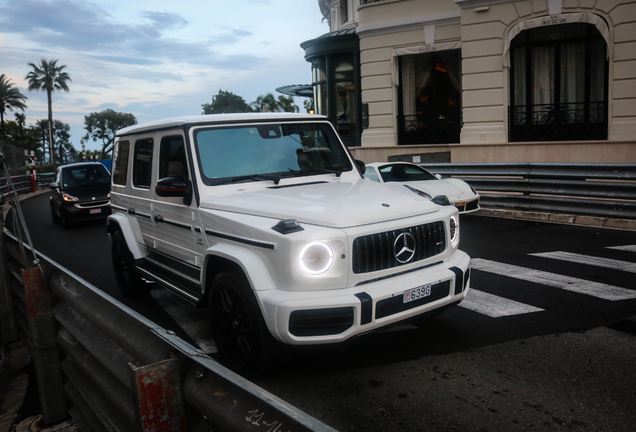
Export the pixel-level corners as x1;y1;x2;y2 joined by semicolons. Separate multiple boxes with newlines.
403;179;469;199
199;178;439;228
62;184;110;202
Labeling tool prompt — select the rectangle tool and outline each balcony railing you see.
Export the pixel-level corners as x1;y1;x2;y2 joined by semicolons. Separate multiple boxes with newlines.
397;113;462;145
508;102;607;142
360;0;386;5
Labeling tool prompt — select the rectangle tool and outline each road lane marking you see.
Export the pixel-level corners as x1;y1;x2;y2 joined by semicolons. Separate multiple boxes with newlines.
530;251;636;274
607;245;636;253
150;290;217;354
459;289;544;317
471;258;636;301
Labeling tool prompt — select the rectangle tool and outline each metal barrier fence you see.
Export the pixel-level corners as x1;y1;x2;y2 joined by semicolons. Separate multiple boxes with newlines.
0;228;337;432
420;163;636;219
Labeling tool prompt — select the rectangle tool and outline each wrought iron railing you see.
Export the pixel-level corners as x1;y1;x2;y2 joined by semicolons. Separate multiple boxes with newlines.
508;102;607;142
397;113;462;145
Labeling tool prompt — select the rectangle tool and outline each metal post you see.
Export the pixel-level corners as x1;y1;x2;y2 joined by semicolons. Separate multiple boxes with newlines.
130;358;188;431
22;266;68;424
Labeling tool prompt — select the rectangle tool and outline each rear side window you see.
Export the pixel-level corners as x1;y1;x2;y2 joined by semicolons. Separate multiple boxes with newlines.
159;135;188;181
133;138;154;188
112;140;130;186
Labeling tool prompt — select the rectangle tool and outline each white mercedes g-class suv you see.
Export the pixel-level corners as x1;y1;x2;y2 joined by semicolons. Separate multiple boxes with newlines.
108;113;470;372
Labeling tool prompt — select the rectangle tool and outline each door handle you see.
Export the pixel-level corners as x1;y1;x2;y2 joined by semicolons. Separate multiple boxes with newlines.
154;215;164;223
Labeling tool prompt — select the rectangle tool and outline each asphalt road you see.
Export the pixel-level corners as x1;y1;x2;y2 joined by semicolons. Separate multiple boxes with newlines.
9;192;636;431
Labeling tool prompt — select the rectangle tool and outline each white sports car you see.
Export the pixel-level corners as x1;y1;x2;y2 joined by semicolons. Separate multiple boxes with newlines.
364;162;480;213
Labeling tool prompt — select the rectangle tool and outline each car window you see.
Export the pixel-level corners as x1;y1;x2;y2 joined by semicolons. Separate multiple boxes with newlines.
133;138;154;189
159;135;188;181
378;164;438;182
62;165;110;188
193;122;353;185
112;140;130;186
364;166;380;182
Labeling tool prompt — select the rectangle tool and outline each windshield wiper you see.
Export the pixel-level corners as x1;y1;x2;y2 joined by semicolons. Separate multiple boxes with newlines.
289;168;342;178
214;174;282;186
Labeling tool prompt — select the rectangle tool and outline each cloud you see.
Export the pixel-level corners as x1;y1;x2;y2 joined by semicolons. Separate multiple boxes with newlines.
0;0;263;70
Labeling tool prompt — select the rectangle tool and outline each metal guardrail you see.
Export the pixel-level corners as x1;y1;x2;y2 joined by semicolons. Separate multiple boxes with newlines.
0;228;337;432
420;163;636;219
1;175;33;196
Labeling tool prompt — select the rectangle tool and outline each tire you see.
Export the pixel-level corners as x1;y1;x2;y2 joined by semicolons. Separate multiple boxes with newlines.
50;202;60;224
60;209;73;229
111;230;151;297
209;271;275;375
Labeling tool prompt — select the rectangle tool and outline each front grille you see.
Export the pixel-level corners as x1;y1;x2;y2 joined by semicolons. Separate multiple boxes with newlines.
352;221;446;274
77;200;109;208
466;199;479;211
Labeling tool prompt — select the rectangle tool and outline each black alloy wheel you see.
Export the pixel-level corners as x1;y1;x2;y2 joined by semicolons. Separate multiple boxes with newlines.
209;271;273;375
111;230;151;297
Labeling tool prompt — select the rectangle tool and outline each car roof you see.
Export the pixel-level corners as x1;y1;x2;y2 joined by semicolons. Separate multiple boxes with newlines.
366;162;419;168
116;113;328;137
61;162;107;170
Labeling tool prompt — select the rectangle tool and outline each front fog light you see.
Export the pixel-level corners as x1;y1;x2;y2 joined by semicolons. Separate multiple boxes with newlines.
449;215;459;247
300;242;334;275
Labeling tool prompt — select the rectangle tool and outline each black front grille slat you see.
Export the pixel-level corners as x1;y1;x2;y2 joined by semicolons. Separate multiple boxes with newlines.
352;221;446;274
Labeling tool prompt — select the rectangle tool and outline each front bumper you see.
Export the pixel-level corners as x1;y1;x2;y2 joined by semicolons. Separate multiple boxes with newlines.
62;202;112;221
258;250;470;345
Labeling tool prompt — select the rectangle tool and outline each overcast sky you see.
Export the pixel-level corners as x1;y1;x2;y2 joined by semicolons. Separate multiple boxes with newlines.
0;0;328;152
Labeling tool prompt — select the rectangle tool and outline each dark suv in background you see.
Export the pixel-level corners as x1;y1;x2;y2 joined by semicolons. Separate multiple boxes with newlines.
49;162;111;228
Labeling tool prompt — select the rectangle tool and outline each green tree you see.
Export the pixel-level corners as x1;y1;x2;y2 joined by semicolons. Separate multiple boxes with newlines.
202;89;253;114
25;59;72;165
83;109;137;159
276;94;300;113
303;98;315;114
0;74;28;141
251;93;299;113
250;93;278;113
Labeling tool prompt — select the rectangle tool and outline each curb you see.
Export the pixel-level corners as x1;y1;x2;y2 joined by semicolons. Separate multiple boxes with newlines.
474;208;636;231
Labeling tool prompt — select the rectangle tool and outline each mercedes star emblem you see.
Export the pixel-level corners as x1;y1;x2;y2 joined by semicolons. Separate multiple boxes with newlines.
394;232;416;263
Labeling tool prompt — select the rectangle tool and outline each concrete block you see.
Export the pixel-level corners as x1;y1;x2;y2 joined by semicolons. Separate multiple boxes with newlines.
463;55;504;74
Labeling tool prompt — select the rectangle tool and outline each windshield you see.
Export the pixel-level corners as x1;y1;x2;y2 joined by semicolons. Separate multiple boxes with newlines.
61;165;110;189
378;164;438;182
194;122;353;185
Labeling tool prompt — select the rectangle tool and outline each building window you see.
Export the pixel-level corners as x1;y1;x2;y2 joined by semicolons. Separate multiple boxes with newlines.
509;23;608;142
335;60;357;137
397;49;462;145
341;0;349;24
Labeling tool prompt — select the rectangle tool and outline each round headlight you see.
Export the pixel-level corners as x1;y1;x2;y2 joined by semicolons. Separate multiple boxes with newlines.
449;215;459;247
300;242;334;275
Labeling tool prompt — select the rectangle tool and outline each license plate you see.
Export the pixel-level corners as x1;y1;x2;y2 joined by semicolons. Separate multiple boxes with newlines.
89;208;102;214
455;201;466;207
403;284;431;304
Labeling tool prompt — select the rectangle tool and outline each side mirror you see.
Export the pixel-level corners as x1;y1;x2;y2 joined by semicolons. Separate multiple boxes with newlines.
156;177;186;197
355;159;366;175
49;182;58;189
434;173;442;180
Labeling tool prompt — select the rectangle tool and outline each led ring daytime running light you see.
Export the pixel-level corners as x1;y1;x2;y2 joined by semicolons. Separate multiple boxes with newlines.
300;242;334;275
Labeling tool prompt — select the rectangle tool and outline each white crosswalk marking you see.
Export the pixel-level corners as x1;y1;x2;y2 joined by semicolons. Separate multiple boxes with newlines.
530;251;636;273
460;289;544;317
607;245;636;253
471;258;636;301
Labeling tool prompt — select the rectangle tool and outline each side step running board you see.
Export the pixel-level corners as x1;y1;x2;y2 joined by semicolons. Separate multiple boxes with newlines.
136;266;201;304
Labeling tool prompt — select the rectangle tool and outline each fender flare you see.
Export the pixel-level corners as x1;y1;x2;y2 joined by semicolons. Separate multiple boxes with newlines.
106;213;145;260
202;243;275;293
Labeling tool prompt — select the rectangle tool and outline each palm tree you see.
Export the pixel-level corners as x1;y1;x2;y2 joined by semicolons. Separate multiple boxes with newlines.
251;92;299;113
0;74;28;141
15;112;26;142
25;59;72;165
